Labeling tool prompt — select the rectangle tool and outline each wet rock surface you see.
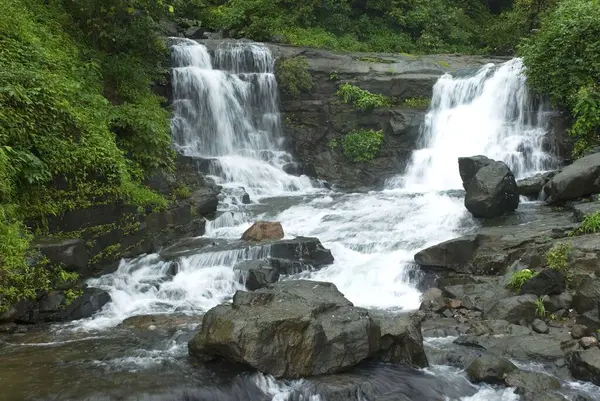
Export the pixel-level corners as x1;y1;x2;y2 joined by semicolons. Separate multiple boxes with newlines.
233;259;280;290
465;354;517;384
544;152;600;203
241;221;285;241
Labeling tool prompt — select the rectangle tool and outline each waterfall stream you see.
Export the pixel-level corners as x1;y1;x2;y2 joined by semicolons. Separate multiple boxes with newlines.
4;40;597;401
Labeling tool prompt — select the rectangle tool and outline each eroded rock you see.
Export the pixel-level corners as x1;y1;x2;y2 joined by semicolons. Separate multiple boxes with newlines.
464;160;519;218
465;355;517;384
544;152;600;203
233;259;280;290
566;347;600;385
242;221;284;241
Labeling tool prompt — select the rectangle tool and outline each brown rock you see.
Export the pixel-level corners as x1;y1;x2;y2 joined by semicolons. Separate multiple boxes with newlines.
447;299;463;309
241;221;284;242
579;336;599;349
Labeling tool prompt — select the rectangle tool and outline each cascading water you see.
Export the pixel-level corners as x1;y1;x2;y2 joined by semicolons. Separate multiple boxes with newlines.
42;49;597;401
169;38;315;203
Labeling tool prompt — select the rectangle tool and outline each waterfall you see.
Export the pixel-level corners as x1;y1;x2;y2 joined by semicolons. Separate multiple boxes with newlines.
169;38;315;203
400;58;555;191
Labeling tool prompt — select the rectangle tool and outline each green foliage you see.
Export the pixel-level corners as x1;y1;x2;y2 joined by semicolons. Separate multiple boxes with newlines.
342;129;384;162
328;138;340;149
569;211;600;236
0;0;173;310
544;243;571;271
274;56;313;98
535;295;547;319
337;83;390;111
402;97;431;109
172;183;192;199
519;0;600;156
506;268;537;290
357;56;393;63
198;0;493;54
329;71;339;81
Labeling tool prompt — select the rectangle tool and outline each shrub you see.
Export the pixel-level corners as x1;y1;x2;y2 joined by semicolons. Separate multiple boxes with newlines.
336;83;390;111
506;269;537;290
544;243;571;271
342;129;384;162
569;211;600;236
535;295;547;319
402;97;431;109
274;56;313;98
519;0;600;156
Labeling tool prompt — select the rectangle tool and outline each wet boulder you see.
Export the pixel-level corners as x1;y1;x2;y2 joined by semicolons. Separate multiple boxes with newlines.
465;354;517;384
233;259;280;290
283;162;317;178
566;347;600;385
504;370;560;395
517;171;557;198
36;239;89;277
458;155;493;190
486;294;538;324
241;221;284;241
520;269;566;297
188;280;380;379
370;312;429;368
268;237;335;274
544;152;600;203
463;160;519;218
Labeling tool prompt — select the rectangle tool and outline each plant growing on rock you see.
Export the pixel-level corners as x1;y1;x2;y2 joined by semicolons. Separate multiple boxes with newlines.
336;83;390;111
274;56;313;98
402;97;431;109
535;295;547;319
569;211;600;236
506;269;537;291
341;129;384;162
544;243;571;271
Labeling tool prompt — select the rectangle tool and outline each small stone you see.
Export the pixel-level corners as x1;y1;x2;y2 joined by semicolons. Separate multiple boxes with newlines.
579;336;599;349
571;324;592;339
241;193;251;204
532;319;550;334
442;309;454;318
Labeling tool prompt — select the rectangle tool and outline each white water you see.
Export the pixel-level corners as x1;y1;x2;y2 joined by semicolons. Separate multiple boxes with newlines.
78;41;556;332
69;40;570;400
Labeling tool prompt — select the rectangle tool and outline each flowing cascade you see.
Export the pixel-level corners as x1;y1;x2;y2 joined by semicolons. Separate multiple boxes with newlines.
401;58;556;192
169;38;314;201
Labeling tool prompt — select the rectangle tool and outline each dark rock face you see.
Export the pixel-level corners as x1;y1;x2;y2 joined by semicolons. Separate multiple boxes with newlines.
36;239;89;276
566;348;600;385
268;237;335;274
188;280;382;379
572;277;600;314
517;171;557;198
283;162;317;177
486;294;538;324
233;260;280;290
370;312;429;368
463;160;519;218
458;155;493;190
465;355;517;384
544;152;600;203
520;269;566;296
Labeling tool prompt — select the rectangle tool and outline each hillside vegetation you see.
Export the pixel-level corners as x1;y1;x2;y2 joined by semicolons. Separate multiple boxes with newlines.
1;0;599;310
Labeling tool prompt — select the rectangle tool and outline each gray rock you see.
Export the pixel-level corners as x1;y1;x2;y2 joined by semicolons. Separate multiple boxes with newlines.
241;192;251;204
566;347;600;385
466;320;532;336
465;355;517;384
517;173;550;198
370;312;429;368
544;292;573;313
544;153;600;203
520;269;566;297
419;288;445;312
454;333;568;362
579;336;599;349
55;288;110;321
464;160;519;218
188;280;381;379
233;260;280;290
532;319;549;334
184;26;205;39
571;200;600;222
504;369;561;394
573;277;600;314
486;294;538;324
458;155;493;190
268;237;335;274
571;324;592;340
36;239;89;276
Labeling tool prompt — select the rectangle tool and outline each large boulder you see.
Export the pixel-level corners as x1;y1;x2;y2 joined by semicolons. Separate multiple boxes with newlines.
268;237;335;274
504;370;561;395
520;269;566;296
517;171;556;198
233;260;280;290
544;152;600;203
188;280;381;379
566;347;600;385
572;277;600;314
486;294;538;324
242;221;285;241
36;239;89;276
458;156;493;190
464;160;519;218
370;312;429;368
465;354;517;384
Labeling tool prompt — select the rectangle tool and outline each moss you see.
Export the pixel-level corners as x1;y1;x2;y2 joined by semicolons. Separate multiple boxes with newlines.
437;60;451;68
356;56;394;63
274;56;313;98
402;97;431;109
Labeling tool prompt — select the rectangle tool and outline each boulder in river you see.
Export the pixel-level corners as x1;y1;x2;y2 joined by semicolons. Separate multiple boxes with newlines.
517;171;557;198
465;354;517;384
463;160;519;218
544;152;600;203
268;237;335;274
504;369;561;395
458;155;493;190
241;221;284;241
566;347;600;386
188;280;381;379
